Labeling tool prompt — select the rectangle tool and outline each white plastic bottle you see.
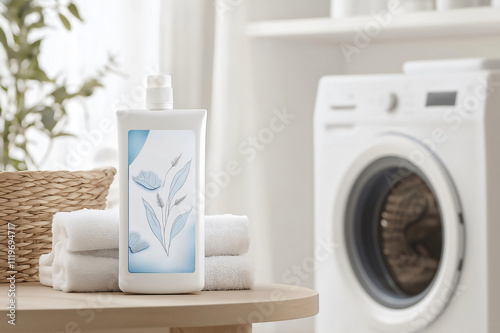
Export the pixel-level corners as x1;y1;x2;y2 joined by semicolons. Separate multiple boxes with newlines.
117;75;206;293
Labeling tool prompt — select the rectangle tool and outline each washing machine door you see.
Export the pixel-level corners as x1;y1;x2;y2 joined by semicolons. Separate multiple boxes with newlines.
334;133;464;332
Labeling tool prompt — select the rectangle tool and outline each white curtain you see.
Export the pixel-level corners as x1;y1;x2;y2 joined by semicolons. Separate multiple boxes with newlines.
37;0;162;207
159;4;303;333
159;0;273;287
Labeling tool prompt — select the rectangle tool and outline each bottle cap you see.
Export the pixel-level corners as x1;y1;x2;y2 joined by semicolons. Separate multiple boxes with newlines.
146;74;173;110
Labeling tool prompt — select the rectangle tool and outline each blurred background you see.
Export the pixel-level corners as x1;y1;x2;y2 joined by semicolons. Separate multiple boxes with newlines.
2;0;500;332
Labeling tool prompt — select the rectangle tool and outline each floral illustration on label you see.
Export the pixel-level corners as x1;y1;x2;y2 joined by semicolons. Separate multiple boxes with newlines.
134;158;192;256
128;129;195;273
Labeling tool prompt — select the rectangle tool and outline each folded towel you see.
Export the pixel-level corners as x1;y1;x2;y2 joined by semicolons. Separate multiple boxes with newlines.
39;209;254;292
52;210;248;256
205;215;250;257
40;251;254;292
39;248;119;288
204;256;255;291
39;252;54;287
52;208;119;251
51;241;119;292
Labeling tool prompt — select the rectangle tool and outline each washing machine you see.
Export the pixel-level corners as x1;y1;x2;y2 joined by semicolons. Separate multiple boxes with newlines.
314;58;500;333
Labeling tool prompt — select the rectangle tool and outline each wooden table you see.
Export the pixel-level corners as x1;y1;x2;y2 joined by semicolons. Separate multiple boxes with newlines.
0;282;318;332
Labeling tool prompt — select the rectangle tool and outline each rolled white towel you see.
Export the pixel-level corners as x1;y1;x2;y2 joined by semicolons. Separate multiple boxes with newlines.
203;256;255;291
39;248;119;289
51;210;248;256
51;241;119;292
39;209;254;292
39;252;54;287
52;208;119;251
205;215;250;257
40;249;254;292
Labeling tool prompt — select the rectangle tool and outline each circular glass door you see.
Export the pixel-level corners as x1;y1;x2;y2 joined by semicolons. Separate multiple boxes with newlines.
333;134;464;331
345;157;444;308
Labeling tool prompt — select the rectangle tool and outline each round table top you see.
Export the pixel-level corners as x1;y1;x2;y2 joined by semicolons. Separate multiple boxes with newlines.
0;282;318;331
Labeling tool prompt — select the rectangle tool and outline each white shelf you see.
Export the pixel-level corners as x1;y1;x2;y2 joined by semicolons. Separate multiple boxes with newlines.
246;7;500;42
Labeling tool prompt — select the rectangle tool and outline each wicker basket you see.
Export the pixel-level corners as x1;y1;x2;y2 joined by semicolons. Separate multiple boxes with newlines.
0;167;116;283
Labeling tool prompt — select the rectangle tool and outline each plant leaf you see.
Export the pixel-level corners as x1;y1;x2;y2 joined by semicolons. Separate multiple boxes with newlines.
40;107;56;132
77;78;103;96
133;170;162;190
168;160;191;206
27;9;45;30
67;3;83;21
52;132;75;138
156;193;165;208
142;198;162;244
171;154;181;167
129;231;150;253
0;28;8;50
170;208;192;242
58;13;71;30
174;194;187;206
52;86;71;104
31;68;52;82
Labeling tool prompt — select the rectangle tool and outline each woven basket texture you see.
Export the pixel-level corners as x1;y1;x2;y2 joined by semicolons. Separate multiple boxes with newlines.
0;167;116;283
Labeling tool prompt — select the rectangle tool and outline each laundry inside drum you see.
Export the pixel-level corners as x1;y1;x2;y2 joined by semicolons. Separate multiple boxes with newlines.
378;173;443;296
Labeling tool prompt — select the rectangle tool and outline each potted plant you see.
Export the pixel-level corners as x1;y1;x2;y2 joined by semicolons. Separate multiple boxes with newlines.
0;0;116;170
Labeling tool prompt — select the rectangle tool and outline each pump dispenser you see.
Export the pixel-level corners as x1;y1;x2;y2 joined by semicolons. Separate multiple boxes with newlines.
117;75;206;294
146;75;173;110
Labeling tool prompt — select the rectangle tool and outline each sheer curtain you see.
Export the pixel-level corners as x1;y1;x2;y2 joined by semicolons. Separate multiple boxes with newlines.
159;0;273;288
37;0;162;208
157;3;312;332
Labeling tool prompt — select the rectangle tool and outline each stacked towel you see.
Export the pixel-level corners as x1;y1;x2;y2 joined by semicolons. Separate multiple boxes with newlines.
205;215;250;256
52;242;119;292
204;215;254;291
39;210;254;292
39;208;120;292
205;256;254;291
52;209;119;251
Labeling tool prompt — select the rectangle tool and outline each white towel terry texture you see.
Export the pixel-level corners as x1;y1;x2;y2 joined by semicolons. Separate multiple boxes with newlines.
205;215;250;257
39;209;254;292
204;256;254;291
52;208;119;251
52;241;119;292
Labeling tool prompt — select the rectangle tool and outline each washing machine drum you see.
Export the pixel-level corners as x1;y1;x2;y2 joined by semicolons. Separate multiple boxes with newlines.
379;172;442;295
337;135;464;323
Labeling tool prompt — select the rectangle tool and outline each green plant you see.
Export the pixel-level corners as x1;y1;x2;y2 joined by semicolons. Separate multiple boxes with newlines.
0;0;116;170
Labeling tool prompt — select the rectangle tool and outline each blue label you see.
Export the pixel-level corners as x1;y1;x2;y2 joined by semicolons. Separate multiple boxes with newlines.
128;130;196;273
